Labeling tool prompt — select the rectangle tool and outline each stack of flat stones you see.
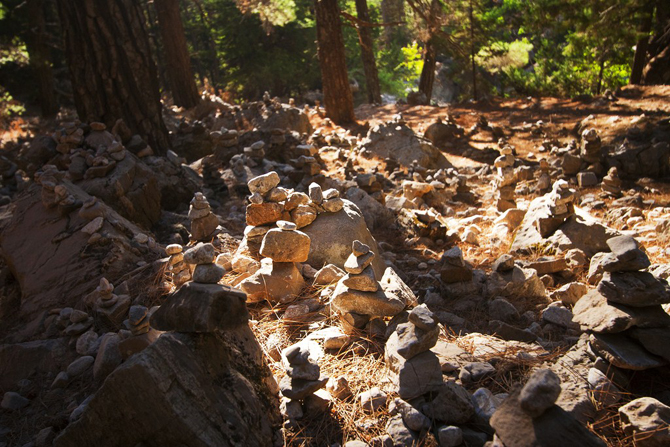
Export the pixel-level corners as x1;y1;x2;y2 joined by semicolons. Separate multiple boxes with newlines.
331;241;405;333
601;166;622;197
244;141;265;166
573;235;670;371
292;144;321;177
536;158;551;192
183;243;225;284
278;342;328;425
580;128;603;166
384;305;442;400
239;220;309;303
536;179;577;237
166;244;191;286
118;305;160;360
246;171;289;227
189;193;220;242
95;278;131;331
494;146;517;212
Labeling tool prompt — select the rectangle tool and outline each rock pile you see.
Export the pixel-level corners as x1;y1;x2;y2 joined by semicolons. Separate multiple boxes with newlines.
279;341;329;427
183;243;225;284
331;241;405;333
601;166;622;197
239;220;309;303
94;278;131;331
573;235;670;371
188;192;220;241
494;146;518;212
166;243;191;286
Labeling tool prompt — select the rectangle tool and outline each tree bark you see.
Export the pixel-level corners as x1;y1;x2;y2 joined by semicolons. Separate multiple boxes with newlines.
469;0;477;101
25;0;58;117
154;0;200;108
380;0;405;45
418;40;436;101
315;0;355;125
354;0;381;104
630;1;654;85
56;0;171;154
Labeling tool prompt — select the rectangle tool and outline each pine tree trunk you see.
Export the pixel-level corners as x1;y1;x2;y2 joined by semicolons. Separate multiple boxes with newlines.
56;0;171;154
355;0;381;104
154;0;200;108
630;1;654;85
25;0;58;117
418;40;436;101
469;0;477;101
380;0;404;45
315;0;355;124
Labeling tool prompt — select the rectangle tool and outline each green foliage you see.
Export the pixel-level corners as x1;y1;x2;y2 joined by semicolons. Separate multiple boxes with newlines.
0;86;25;120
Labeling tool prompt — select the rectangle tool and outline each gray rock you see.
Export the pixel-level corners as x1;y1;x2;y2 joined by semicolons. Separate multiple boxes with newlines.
93;333;122;382
492;254;515;273
385;414;419;446
380;267;418;308
587;368;621;407
589;333;667;370
248;171;280;195
51;371;69;389
550;282;588;305
260;228;311;263
491;387;605;447
437;426;462;447
629;327;670;362
395;322;439;360
519;369;561;417
1;392;29;410
489;320;538;343
183;243;216;265
279;375;328;400
389;398;430;431
331;282;405;317
541;304;575;329
421;381;475;424
342;265;378;292
313;264;345;286
597;271;670;307
151;282;249;332
66;356;95;378
619;397;670;447
573;290;670;333
488;297;519;322
392;350;444;400
192;263;225;284
472;387;501;422
459;362;496;385
359;387;387;412
408;304;437;331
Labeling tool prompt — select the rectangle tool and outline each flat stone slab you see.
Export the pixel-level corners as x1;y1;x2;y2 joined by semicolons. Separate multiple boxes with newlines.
589;333;667;371
597;271;670;307
331;281;405;317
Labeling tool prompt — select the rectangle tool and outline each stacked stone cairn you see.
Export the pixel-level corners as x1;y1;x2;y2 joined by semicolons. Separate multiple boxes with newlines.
244;141;265;167
331;241;405;334
536;158;552;192
183;243;225;285
166;244;191;286
601;166;622;197
573;235;670;377
239;220;309;303
188;192;220;242
279;341;328;427
494;146;518;212
383;304;476;445
580;128;603;166
118;305;160;360
536;179;577;238
94;278;131;331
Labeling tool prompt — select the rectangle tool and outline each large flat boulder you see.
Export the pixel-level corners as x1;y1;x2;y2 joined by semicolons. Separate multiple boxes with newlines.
54;327;281;447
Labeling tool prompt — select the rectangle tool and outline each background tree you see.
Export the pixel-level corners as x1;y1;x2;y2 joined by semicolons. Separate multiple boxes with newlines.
153;0;200;108
56;0;170;153
25;0;57;117
352;0;382;104
315;0;355;124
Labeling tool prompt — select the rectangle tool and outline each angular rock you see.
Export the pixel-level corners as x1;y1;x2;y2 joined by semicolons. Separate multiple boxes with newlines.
151;282;249;332
589;333;667;370
246;202;283;226
279;374;328;400
359;387;387;412
519;369;561;417
395;322;439;360
341;265;378;292
421;381;475;424
239;260;305;304
597;272;670;307
619;397;670;447
331;281;405;317
380;267;418;307
248;171;280;195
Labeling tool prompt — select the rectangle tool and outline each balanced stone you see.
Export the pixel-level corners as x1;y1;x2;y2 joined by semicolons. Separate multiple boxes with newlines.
193;263;225;284
183;243;216;265
344;251;375;274
308;182;323;204
597;271;670;307
259;228;311;263
331;282;405;317
279;375;328;400
341;265;378;292
246;202;283;226
589;333;666;370
248;171;280;196
519;369;561;417
352;240;370;257
394;322;439;360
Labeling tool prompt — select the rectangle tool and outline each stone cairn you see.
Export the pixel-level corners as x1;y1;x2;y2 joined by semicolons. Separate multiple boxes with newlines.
330;241;405;334
183;243;226;285
573;235;670;375
536;158;551;192
383;304;475;444
166;244;191;286
536;179;578;238
494;146;517;212
189;192;220;242
244;141;265;167
279;341;328;427
94;278;131;331
580;128;603;166
601;166;622;197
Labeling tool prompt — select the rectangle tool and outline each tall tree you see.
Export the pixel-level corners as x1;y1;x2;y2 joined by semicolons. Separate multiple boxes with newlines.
56;0;170;154
315;0;355;124
154;0;201;108
630;0;655;84
25;0;58;117
354;0;381;104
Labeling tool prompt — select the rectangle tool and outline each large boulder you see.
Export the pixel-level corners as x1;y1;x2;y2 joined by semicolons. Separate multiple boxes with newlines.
0;338;73;390
344;187;392;231
357;122;451;169
53;327;281;447
0;182;157;329
301;200;385;278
